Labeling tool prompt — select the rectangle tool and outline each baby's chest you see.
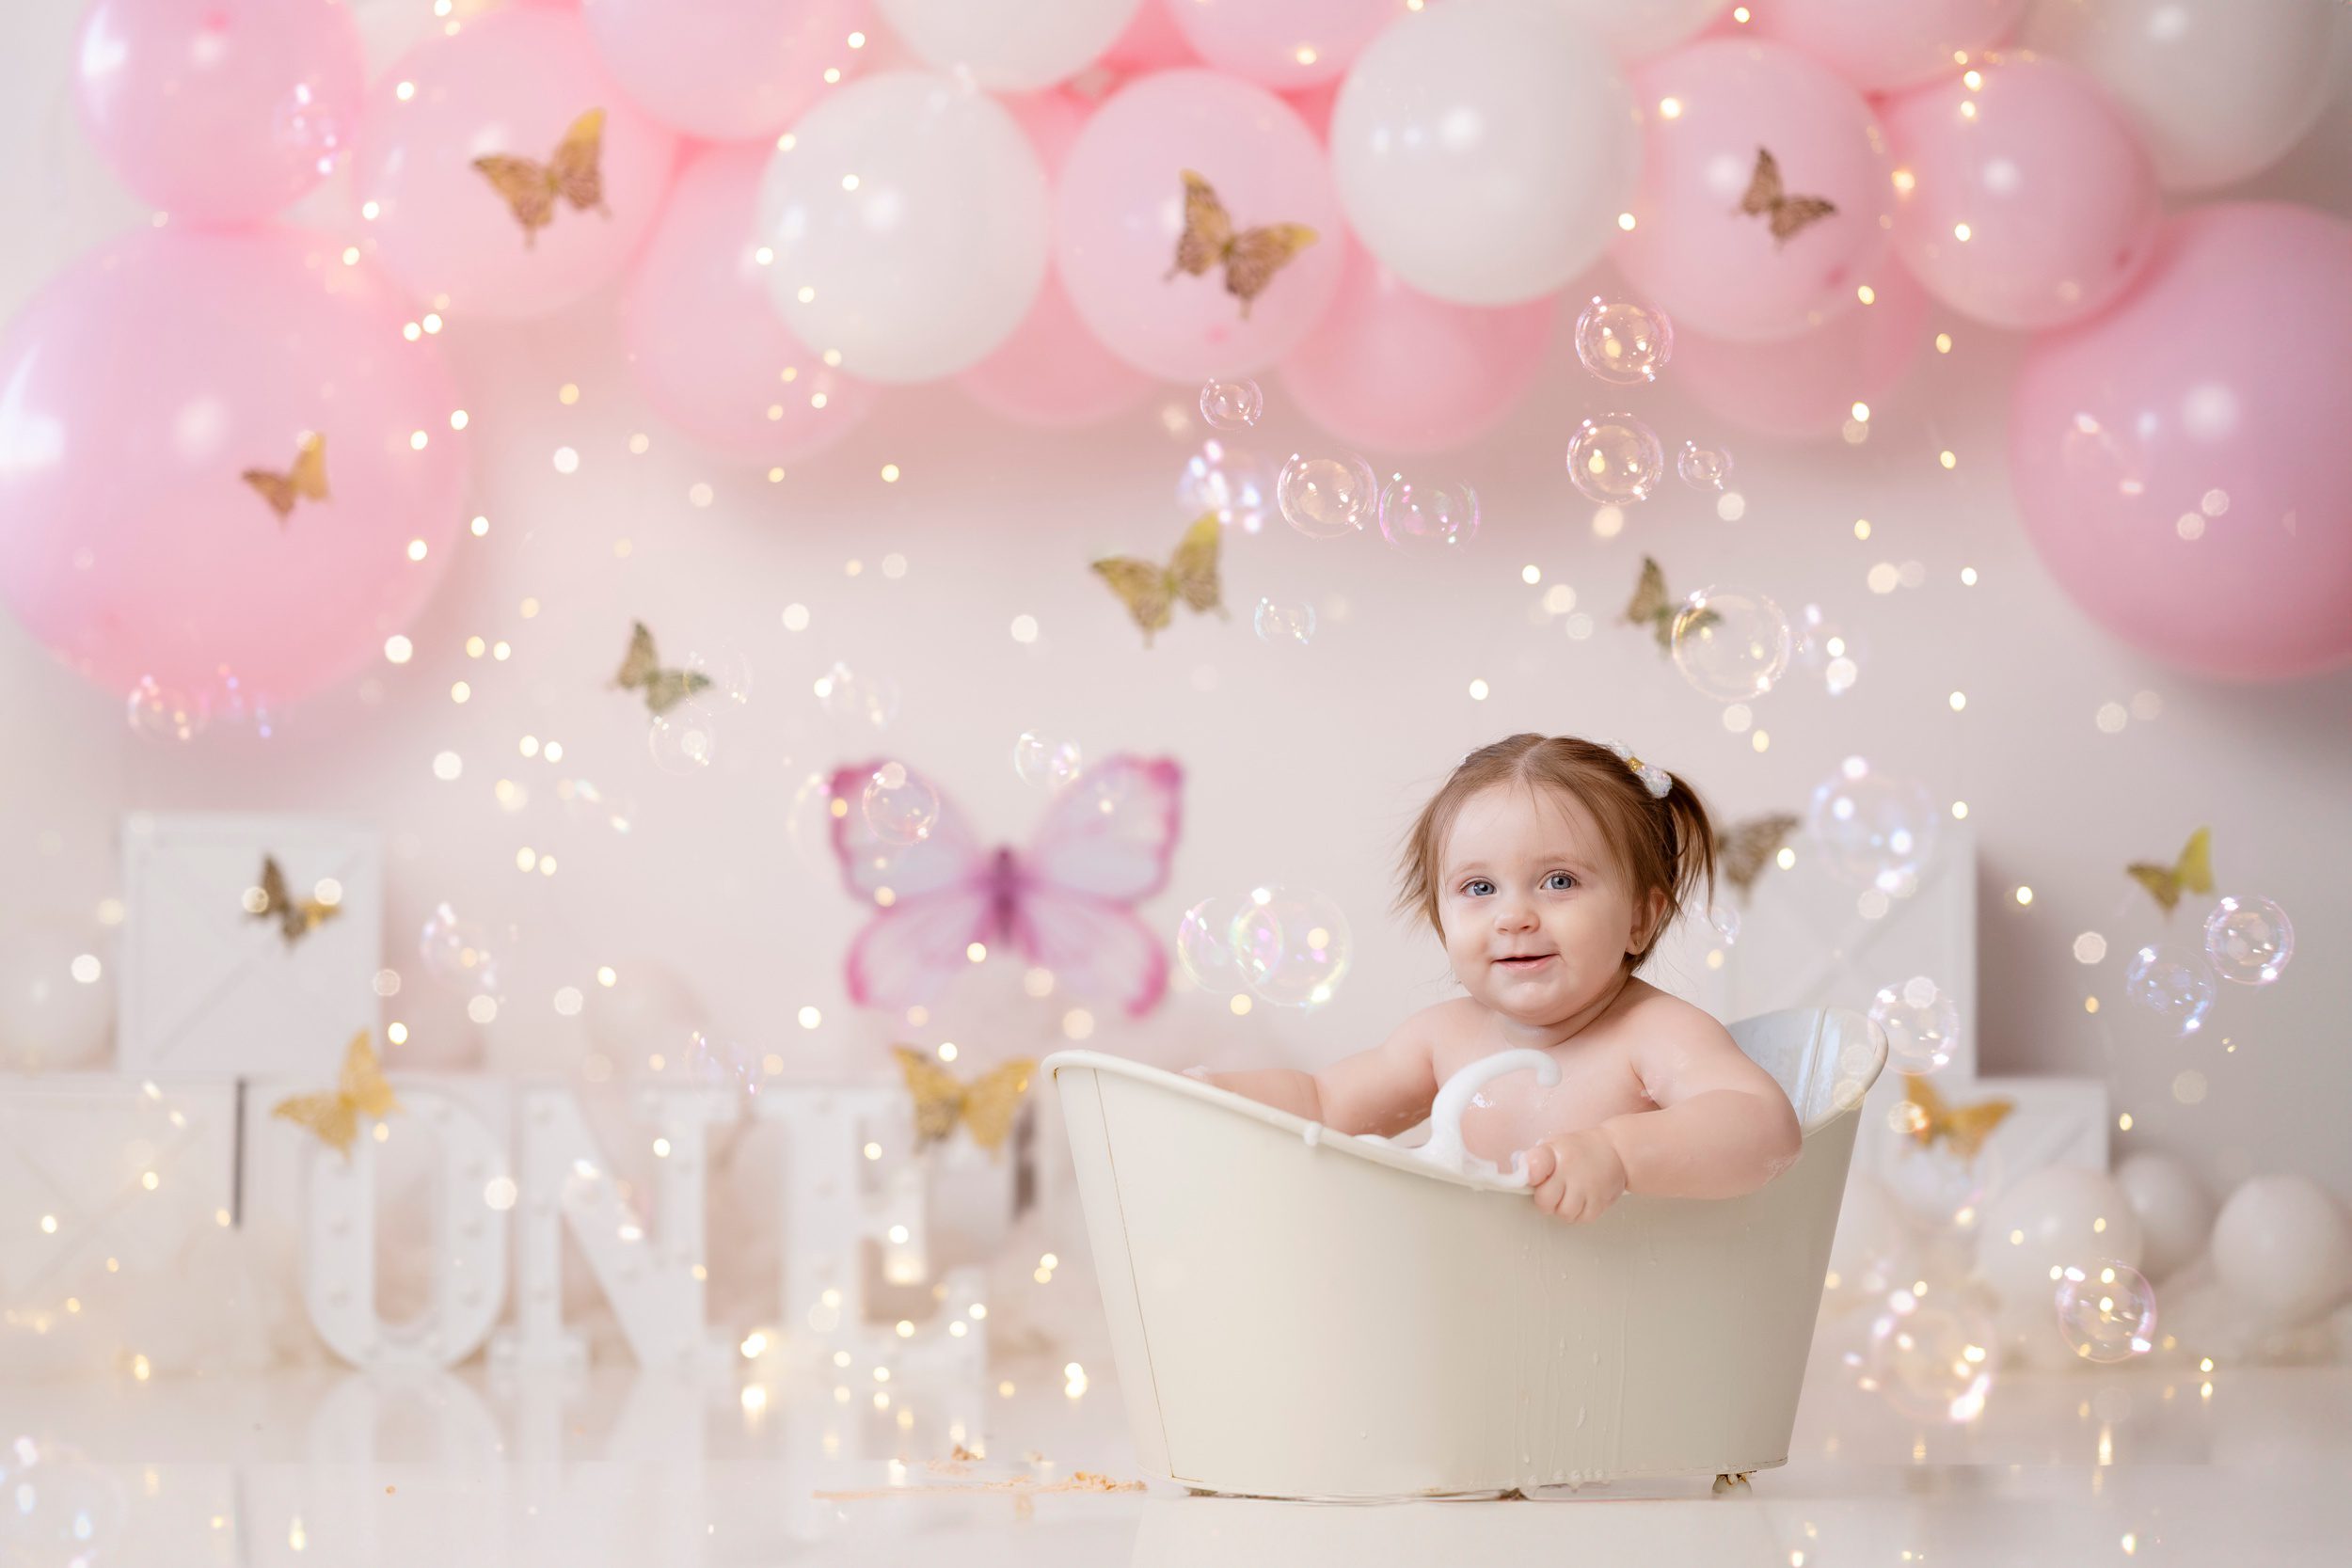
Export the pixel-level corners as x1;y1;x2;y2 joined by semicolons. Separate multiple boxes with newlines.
1432;1034;1655;1151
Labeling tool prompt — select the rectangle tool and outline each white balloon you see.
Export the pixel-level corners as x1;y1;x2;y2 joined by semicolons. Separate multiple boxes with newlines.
2113;1152;2217;1282
1549;0;1731;58
2022;0;2347;192
1975;1164;2143;1315
2209;1175;2352;1329
0;924;113;1070
1329;0;1640;305
758;72;1050;383
874;0;1142;90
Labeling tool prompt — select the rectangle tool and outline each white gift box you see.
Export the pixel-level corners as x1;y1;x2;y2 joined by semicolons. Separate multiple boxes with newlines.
119;812;382;1078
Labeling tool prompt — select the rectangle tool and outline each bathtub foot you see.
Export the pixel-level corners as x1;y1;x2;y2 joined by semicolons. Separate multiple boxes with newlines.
1710;1471;1754;1496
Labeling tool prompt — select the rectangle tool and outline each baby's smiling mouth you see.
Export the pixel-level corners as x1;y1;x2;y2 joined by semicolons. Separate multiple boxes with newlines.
1493;953;1556;969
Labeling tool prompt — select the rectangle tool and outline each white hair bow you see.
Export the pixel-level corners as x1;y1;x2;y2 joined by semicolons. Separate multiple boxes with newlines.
1602;738;1672;799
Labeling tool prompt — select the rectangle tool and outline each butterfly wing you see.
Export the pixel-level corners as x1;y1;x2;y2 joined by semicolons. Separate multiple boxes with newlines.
1166;511;1225;615
338;1030;401;1120
290;432;328;503
825;758;991;904
2175;827;2213;900
1223;223;1318;317
614;621;659;691
550;108;607;213
1091;557;1175;646
1739;147;1783;216
843;882;999;1016
642;670;712;715
1023;754;1184;906
473;153;557;241
893;1044;968;1147
272;1092;359;1158
1901;1071;1945;1148
1720;812;1799;899
1624;556;1669;626
1944;1097;2014;1162
242;467;297;519
1167;169;1235;279
960;1059;1037;1153
1769;196;1837;243
2125;862;2181;913
1009;884;1171;1019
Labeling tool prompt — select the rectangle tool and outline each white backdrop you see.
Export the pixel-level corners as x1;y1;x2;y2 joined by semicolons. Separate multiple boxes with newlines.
2;1;2348;1205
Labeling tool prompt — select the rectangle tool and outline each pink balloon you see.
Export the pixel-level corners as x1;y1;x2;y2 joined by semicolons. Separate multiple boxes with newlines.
1279;239;1555;453
1674;260;1931;440
580;0;870;142
72;0;366;225
352;4;678;320
1749;0;2025;92
2008;204;2352;681
1616;38;1893;342
957;91;1154;428
1057;70;1343;381
0;229;469;708
1100;0;1198;73
1166;0;1405;90
1884;55;2159;332
622;146;881;462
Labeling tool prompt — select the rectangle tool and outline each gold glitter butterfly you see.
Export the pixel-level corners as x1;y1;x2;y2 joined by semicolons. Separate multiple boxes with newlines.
892;1045;1036;1154
273;1031;402;1159
241;432;329;523
472;108;609;248
1622;555;1719;654
612;621;711;716
2126;827;2213;915
1897;1072;2012;1163
1721;812;1801;903
245;854;342;946
1163;169;1318;319
1091;512;1228;648
1738;147;1837;244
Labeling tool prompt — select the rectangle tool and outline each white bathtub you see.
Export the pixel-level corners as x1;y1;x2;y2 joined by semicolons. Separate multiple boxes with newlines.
1044;1006;1887;1500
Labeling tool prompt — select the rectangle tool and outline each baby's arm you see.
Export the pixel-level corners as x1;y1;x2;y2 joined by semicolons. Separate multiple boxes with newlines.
1597;1012;1803;1198
1200;1004;1446;1138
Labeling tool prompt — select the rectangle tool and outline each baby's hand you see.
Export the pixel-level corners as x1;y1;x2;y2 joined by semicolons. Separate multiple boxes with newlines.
1518;1130;1628;1224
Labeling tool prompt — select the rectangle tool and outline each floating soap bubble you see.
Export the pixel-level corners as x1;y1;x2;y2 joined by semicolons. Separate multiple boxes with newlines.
1375;474;1478;552
1253;597;1316;646
1012;731;1083;789
2124;942;2216;1034
1859;1287;1997;1423
1795;603;1865;697
2056;1261;2157;1363
2202;895;2294;986
0;1435;127;1568
420;903;501;994
647;700;720;774
126;676;206;742
860;759;940;844
1231;885;1352;1008
679;641;754;707
814;660;900;729
1573;296;1674;384
1176;895;1251;996
1677;439;1734;491
1707;904;1740;945
1670;587;1791;701
556;776;636;834
1869;974;1962;1073
1178;436;1270;533
1276;451;1376;538
1806;757;1940;895
678;1029;762;1098
1198;377;1263;430
1565;414;1665;503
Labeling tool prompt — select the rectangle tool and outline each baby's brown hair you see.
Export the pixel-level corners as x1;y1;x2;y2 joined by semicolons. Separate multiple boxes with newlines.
1392;733;1719;972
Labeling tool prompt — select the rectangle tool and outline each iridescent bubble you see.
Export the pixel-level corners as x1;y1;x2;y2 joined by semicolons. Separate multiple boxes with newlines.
1805;756;1941;895
1707;904;1740;945
1859;1288;1996;1423
1670;587;1791;702
2125;942;2216;1034
1012;731;1083;789
1231;885;1352;1008
1253;598;1316;646
1178;437;1271;533
126;676;205;742
679;1029;762;1098
1795;603;1866;697
1573;296;1674;384
647;700;720;774
1565;414;1665;503
1276;451;1376;539
814;660;900;729
2202;895;2294;986
1199;377;1264;430
0;1435;127;1568
555;776;636;834
1677;439;1733;491
1376;474;1478;552
2056;1261;2158;1363
1177;896;1251;997
1868;974;1962;1073
420;903;501;994
861;759;940;844
680;641;754;707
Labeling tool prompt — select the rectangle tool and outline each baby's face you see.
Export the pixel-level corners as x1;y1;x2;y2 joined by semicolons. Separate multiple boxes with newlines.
1438;784;1661;1027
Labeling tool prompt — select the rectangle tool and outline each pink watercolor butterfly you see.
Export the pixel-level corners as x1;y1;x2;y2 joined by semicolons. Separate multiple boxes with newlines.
825;754;1184;1018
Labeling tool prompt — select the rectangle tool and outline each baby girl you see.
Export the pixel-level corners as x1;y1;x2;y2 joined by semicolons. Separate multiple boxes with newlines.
1202;732;1802;1223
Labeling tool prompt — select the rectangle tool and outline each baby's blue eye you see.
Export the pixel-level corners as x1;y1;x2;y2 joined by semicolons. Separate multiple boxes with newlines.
1546;872;1576;890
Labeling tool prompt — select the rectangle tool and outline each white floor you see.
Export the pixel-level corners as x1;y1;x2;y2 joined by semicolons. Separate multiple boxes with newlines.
3;1349;2344;1566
